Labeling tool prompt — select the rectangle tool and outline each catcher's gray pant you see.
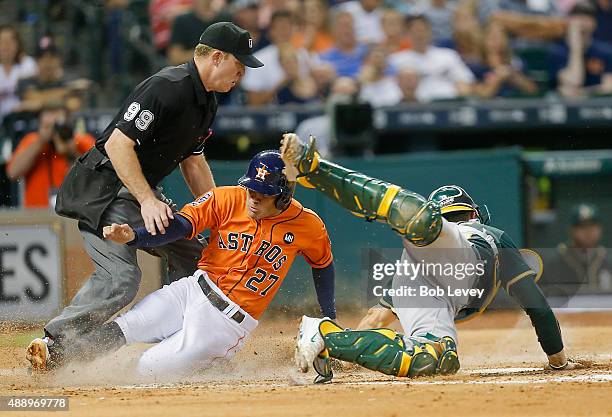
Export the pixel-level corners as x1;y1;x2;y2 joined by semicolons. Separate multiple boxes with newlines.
45;187;204;340
392;220;481;345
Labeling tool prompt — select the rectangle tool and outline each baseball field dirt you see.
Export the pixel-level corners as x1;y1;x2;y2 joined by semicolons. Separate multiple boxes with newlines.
1;310;611;417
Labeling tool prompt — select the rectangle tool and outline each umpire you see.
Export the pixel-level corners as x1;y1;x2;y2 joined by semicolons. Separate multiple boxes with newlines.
30;22;264;369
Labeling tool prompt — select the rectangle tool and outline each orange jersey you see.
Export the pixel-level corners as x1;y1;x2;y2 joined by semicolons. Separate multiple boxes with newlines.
179;186;333;319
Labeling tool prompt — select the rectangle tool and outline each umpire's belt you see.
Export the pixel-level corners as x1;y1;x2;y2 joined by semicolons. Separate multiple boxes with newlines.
198;275;246;324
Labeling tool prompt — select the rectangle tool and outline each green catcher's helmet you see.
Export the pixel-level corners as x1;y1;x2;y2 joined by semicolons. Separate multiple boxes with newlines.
428;185;491;224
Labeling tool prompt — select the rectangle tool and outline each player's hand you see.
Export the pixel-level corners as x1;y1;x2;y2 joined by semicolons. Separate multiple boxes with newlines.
103;223;136;244
140;198;174;235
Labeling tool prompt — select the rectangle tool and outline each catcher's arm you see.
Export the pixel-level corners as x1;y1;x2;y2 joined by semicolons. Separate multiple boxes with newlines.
356;306;396;330
508;275;582;370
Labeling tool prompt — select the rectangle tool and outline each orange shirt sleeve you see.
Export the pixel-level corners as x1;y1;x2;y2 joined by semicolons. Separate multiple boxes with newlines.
177;190;219;239
75;133;96;154
6;133;40;174
301;212;333;269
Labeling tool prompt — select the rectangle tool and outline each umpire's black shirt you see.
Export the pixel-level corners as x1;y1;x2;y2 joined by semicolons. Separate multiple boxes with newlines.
96;59;217;187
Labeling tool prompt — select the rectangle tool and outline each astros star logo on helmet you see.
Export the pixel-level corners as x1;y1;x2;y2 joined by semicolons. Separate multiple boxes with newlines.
255;164;269;181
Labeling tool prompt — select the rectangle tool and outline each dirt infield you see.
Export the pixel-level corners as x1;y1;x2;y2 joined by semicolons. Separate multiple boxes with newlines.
1;310;611;417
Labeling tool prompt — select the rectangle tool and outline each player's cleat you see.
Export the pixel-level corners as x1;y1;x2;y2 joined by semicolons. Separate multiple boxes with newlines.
26;338;50;373
295;315;326;372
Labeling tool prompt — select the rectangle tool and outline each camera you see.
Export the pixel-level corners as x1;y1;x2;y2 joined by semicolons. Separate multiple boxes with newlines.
53;122;74;142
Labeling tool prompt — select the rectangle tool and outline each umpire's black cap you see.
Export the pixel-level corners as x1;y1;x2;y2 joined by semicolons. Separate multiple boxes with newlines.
199;22;264;68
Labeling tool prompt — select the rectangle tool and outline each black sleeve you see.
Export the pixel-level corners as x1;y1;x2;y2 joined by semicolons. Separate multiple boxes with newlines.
507;275;564;356
115;77;175;147
312;262;336;319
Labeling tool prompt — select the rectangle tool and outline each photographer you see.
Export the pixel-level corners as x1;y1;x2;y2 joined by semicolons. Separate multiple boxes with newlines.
5;102;95;208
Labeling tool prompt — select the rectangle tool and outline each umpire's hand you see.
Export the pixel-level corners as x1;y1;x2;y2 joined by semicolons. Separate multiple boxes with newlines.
140;198;174;235
103;223;136;244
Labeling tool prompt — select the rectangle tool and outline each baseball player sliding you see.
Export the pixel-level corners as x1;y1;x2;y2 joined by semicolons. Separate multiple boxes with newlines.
280;134;580;382
27;150;336;376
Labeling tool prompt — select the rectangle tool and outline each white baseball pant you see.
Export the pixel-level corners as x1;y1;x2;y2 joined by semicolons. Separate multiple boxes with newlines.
114;269;257;376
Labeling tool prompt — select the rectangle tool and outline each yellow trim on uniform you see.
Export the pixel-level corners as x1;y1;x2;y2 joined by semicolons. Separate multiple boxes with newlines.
373;345;389;356
440;204;475;214
354;195;363;211
371;328;397;341
319;320;343;336
297;176;316;188
397;351;412;377
403;202;429;235
309;152;320;172
505;270;536;293
376;185;401;218
519;248;544;283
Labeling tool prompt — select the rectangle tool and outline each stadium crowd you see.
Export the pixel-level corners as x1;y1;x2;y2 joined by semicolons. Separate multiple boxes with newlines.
1;0;612;208
1;0;612;114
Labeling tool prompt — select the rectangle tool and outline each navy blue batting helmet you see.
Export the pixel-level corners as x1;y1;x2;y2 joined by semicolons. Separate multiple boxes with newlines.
238;150;294;210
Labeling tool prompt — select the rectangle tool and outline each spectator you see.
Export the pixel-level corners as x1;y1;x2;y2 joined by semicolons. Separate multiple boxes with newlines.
540;203;612;300
381;8;411;53
0;25;37;122
358;45;402;107
396;66;421;102
167;0;231;65
291;0;334;53
295;76;360;157
242;10;311;106
258;0;300;29
149;0;193;53
449;6;485;74
478;0;567;41
232;0;270;52
554;1;612;97
17;36;89;113
389;15;474;102
5;102;95;209
421;0;456;44
276;44;318;104
593;0;612;43
314;10;368;79
338;0;385;44
473;23;538;97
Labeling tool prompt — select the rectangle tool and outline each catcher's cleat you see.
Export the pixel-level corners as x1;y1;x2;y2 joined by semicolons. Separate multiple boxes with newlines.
26;338;50;373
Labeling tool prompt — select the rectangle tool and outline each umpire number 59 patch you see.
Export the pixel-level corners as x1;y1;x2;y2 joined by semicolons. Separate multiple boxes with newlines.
123;102;154;131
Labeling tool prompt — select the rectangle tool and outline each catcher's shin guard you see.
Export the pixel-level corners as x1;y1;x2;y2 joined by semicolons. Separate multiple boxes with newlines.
434;336;460;375
318;320;437;378
409;334;460;375
283;135;442;246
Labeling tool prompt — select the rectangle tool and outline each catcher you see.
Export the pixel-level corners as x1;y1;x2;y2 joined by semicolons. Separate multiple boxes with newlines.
280;134;579;382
